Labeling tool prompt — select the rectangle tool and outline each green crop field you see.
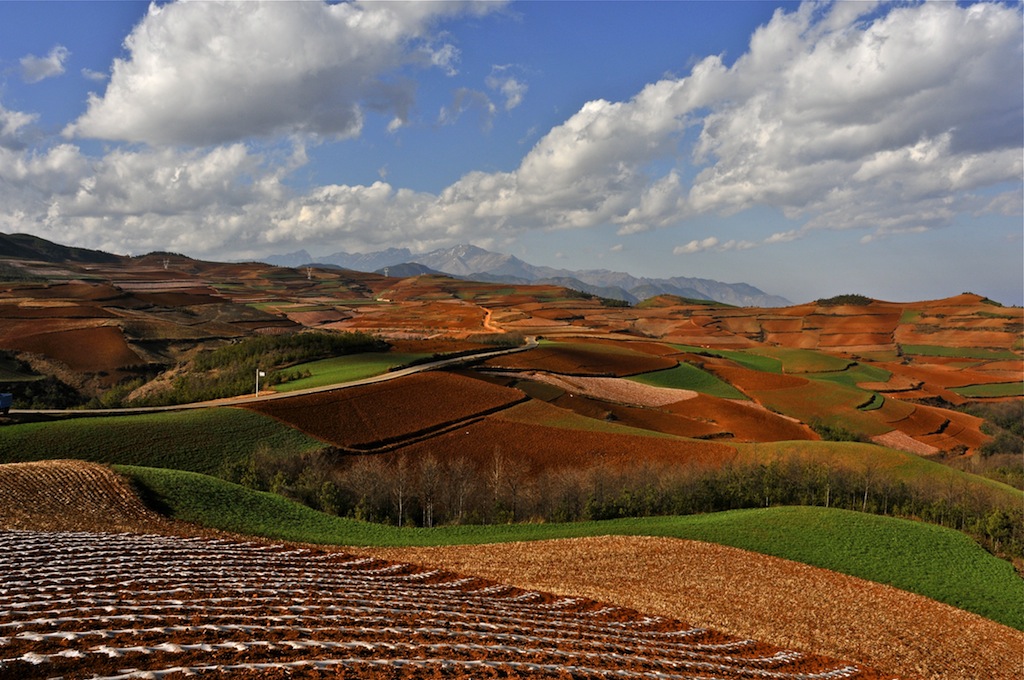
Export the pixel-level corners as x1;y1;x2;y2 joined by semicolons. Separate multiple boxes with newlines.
750;348;853;374
671;345;783;373
118;465;1024;630
951;382;1024;398
0;409;325;475
753;381;892;436
810;363;892;389
735;440;1022;503
901;345;1019;360
630;362;748;399
273;352;431;392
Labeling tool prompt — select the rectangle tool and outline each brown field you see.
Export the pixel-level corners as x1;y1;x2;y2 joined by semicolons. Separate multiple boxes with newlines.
665;394;819;442
499;371;695;406
362;537;1023;680
11;460;1022;680
389;400;739;472
245;372;527;450
0;460;177;533
2;325;143;373
484;341;677;376
703;363;809;391
0;528;895;680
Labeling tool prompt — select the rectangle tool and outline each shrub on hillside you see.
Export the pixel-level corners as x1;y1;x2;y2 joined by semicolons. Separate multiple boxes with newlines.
815;294;873;306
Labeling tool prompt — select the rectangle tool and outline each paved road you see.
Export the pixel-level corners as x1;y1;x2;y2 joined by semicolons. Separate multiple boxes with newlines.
9;337;538;418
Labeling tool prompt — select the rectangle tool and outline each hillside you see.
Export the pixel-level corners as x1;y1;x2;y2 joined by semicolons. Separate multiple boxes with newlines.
1;233;1022;677
266;243;793;306
1;460;1021;680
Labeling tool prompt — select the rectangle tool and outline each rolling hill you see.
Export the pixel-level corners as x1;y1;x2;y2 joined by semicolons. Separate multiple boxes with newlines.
1;232;1023;678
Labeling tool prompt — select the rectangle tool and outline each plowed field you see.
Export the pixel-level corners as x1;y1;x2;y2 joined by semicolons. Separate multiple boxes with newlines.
0;460;175;533
392;402;737;471
1;326;142;372
0;530;891;680
245;372;526;450
2;461;1021;680
664;395;818;442
485;341;677;376
364;537;1023;680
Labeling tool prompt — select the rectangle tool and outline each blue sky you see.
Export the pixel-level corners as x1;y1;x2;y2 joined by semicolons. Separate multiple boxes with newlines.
0;1;1021;305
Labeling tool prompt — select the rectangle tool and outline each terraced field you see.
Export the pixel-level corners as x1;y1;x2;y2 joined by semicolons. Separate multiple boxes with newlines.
0;530;888;680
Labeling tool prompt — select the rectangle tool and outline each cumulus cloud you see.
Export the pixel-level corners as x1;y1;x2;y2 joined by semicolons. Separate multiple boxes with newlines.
66;1;501;146
0;104;38;149
5;1;1021;264
19;45;69;83
674;237;719;255
439;88;497;129
486;65;527;110
81;68;108;82
422;0;1021;249
686;1;1023;238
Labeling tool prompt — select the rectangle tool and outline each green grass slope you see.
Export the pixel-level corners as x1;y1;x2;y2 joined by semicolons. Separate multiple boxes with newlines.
121;465;1023;630
0;409;325;475
274;352;430;392
630;362;748;399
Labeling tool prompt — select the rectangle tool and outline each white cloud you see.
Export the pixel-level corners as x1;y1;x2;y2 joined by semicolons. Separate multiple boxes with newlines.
0;104;38;149
19;45;69;83
439;88;497;129
66;1;502;146
4;1;1020;266
81;68;108;82
686;1;1023;232
674;237;719;255
486;66;527;110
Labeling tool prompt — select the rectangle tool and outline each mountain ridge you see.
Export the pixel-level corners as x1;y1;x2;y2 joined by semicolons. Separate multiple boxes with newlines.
267;243;791;307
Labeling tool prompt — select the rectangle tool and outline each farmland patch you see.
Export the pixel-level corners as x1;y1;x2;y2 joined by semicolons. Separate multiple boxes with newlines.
484;340;676;376
0;529;890;680
0;408;323;475
247;371;527;450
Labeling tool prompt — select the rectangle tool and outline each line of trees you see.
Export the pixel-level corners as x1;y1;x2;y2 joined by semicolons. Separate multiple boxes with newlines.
132;331;388;406
221;447;1024;560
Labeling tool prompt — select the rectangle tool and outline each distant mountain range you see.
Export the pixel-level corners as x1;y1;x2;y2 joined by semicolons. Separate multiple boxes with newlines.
265;244;791;307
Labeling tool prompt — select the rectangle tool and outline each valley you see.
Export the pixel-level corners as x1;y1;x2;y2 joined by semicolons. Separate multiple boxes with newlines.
0;232;1022;679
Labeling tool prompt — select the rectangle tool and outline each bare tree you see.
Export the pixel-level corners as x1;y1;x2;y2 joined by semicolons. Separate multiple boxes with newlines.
442;455;475;524
389;456;412;527
417;453;442;528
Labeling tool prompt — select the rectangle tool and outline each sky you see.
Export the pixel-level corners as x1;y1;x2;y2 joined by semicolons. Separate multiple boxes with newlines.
0;0;1021;305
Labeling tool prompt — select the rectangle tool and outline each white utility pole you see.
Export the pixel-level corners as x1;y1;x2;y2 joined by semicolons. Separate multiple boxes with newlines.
255;369;266;395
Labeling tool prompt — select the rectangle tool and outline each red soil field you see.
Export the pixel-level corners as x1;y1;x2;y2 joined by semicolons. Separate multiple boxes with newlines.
484;341;677;377
804;313;901;334
916;408;988;452
548;393;727;440
879;361;1012;390
133;291;224;306
245;371;527;450
0;317;106;342
0;303;118;319
703;364;809;392
664;394;819;443
817;333;895;348
2;325;142;373
391;400;738;473
881;403;951;436
11;282;125;301
367;536;1022;680
0;529;891;680
765;331;822;349
895;327;1018;348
